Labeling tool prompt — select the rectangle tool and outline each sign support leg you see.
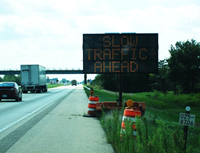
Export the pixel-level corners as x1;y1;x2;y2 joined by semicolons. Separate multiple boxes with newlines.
84;74;87;84
119;74;123;106
184;110;190;150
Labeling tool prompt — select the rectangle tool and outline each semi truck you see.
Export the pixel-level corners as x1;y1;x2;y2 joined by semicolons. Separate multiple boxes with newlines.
21;65;47;93
71;80;77;86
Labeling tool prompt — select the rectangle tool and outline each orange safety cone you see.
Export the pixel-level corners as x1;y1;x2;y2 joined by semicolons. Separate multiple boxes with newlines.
120;100;141;140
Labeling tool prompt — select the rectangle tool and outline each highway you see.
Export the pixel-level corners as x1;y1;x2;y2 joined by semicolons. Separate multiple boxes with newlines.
0;86;75;135
0;85;114;153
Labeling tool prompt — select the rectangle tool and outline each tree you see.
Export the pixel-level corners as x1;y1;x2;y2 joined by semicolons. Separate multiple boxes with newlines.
122;74;151;93
149;59;171;93
61;78;67;83
90;75;103;89
99;74;118;91
92;73;152;93
3;75;16;82
3;75;21;85
15;75;21;85
0;76;3;82
167;39;200;93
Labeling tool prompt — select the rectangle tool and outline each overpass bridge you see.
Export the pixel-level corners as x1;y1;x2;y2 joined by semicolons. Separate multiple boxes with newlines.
0;69;88;83
0;69;84;75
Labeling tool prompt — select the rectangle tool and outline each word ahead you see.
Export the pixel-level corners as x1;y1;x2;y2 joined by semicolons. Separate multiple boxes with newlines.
83;33;158;74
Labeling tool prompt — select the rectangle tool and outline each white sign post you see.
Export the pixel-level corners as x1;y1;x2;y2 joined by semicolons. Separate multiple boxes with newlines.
179;106;196;150
179;113;195;127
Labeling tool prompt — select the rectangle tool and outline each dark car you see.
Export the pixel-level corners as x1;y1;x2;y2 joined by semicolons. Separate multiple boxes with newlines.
0;82;22;101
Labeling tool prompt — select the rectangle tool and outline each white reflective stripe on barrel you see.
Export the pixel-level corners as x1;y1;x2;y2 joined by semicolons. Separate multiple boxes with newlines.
122;116;136;122
133;131;137;136
88;100;97;104
88;108;96;111
122;129;137;136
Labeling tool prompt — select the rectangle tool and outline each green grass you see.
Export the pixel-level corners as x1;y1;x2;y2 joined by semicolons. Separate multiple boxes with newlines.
83;85;200;153
98;108;200;153
124;92;200;126
84;86;200;127
47;84;63;89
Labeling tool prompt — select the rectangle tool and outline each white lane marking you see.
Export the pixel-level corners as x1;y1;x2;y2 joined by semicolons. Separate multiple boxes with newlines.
0;96;61;133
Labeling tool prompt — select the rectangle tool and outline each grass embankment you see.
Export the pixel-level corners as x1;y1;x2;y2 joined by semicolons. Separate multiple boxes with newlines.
123;91;200;126
47;84;63;89
84;86;200;153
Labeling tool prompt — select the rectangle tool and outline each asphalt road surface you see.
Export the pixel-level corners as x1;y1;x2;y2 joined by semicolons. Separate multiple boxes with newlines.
0;85;114;153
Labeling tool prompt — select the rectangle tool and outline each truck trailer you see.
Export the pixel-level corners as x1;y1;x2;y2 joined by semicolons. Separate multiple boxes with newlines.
21;65;47;93
71;80;77;86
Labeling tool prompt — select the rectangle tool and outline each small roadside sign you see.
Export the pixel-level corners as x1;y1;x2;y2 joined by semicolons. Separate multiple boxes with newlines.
179;113;195;127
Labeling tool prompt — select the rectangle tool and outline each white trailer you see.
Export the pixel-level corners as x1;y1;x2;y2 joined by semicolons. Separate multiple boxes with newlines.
21;65;47;93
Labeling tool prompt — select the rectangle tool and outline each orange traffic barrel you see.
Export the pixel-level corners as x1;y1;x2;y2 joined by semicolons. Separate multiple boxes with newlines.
87;96;99;116
120;107;141;138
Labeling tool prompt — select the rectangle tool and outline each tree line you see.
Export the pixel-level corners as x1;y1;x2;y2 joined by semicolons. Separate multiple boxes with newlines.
91;39;200;94
0;75;21;85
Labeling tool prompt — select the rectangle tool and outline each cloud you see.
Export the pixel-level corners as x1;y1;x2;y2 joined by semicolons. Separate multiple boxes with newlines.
0;0;199;72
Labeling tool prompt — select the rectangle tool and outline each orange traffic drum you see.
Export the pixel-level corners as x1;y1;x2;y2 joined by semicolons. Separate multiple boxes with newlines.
121;108;141;138
87;96;99;116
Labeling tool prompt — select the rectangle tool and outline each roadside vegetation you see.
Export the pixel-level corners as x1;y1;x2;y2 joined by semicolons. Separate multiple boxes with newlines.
47;83;63;89
83;39;200;153
91;39;200;95
0;74;21;85
84;87;200;125
84;86;200;153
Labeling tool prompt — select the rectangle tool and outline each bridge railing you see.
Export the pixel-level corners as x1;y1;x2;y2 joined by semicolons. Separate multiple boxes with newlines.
0;68;84;75
0;68;20;71
0;68;82;71
46;68;81;70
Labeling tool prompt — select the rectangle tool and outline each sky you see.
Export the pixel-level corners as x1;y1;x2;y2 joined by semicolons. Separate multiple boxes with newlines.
0;0;200;82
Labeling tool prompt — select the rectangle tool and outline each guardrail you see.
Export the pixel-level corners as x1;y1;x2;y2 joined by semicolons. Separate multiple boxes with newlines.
84;86;91;91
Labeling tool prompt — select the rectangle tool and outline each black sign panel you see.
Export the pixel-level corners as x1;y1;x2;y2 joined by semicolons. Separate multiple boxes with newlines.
83;33;158;73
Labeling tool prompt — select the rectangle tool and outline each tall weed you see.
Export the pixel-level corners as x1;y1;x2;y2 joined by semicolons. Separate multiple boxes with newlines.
83;86;200;152
100;109;200;153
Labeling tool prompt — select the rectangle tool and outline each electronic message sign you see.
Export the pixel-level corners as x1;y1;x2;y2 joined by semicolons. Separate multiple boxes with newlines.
83;33;158;73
